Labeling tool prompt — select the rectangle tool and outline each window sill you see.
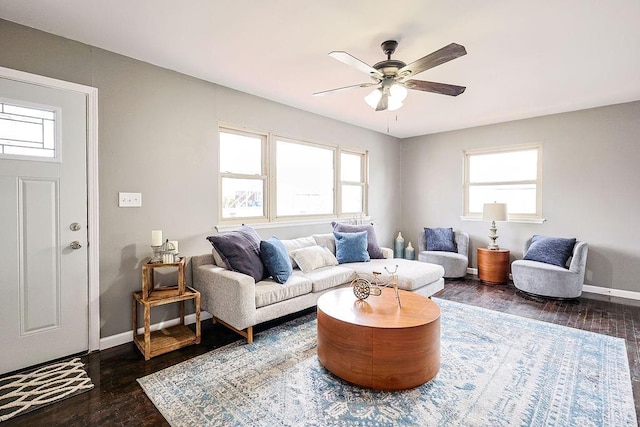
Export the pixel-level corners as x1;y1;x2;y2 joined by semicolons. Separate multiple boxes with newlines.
215;216;372;233
460;216;547;224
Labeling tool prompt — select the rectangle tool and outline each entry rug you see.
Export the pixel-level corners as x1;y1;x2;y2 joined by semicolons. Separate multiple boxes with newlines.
138;299;637;426
0;357;93;422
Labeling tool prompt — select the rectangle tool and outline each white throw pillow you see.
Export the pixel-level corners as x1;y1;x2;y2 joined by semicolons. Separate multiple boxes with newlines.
280;236;317;268
290;245;339;274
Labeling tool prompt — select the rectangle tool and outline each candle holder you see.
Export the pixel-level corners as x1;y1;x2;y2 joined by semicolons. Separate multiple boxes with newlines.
160;240;177;264
150;245;163;263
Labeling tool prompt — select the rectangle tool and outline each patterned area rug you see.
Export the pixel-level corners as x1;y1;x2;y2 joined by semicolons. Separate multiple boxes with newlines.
0;357;93;422
138;299;637;426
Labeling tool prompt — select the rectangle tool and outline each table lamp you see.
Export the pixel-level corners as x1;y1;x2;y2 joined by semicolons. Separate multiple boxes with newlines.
482;202;508;250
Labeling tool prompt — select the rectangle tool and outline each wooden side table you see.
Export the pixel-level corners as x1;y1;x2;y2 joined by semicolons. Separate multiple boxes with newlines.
477;248;510;284
133;258;201;360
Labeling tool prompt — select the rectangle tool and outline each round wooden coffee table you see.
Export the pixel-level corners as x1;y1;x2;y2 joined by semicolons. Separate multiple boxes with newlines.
316;287;440;390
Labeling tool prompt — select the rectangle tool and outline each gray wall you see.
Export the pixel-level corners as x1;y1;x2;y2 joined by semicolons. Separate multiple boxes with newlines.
0;19;402;338
401;101;640;292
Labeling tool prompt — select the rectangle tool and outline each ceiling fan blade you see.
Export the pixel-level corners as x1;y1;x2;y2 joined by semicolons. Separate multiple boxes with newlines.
329;51;383;78
404;79;466;96
375;93;388;111
398;43;467;78
313;82;378;96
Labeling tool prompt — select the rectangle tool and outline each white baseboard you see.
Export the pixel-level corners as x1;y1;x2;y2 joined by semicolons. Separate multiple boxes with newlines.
466;268;640;301
99;311;213;350
582;284;640;301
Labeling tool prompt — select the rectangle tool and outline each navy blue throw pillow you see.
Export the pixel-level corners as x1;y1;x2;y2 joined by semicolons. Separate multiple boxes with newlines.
333;230;370;264
206;225;266;282
524;235;576;268
260;237;292;284
424;227;457;252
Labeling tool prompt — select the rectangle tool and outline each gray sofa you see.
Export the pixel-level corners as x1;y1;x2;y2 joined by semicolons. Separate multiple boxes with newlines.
192;233;445;343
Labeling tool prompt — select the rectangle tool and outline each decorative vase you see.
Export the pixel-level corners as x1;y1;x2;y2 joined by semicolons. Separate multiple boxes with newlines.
394;232;405;258
405;241;415;260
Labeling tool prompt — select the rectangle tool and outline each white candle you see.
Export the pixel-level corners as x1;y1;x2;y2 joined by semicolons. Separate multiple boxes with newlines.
151;230;163;246
169;240;179;253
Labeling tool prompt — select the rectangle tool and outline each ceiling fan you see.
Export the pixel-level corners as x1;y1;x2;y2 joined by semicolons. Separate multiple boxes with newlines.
314;40;467;111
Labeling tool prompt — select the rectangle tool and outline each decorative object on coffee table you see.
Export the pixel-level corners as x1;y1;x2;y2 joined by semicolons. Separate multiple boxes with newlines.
350;265;401;307
482;202;507;250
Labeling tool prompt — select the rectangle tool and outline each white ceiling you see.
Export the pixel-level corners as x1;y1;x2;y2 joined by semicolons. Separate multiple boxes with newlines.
1;0;639;138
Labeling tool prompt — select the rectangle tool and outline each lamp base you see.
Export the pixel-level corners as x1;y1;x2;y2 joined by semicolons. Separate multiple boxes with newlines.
488;221;500;250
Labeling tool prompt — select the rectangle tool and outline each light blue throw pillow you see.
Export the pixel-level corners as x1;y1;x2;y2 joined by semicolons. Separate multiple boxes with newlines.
524;235;576;268
260;237;292;284
333;230;370;264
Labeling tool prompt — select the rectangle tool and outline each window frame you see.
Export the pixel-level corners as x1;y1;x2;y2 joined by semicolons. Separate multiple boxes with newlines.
463;143;543;222
338;149;368;216
218;126;269;223
218;124;368;226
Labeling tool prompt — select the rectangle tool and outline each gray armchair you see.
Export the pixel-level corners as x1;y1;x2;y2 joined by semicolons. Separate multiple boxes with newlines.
511;238;588;298
418;231;469;278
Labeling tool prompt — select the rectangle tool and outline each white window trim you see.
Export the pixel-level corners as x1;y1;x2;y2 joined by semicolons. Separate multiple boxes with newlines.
217;124;369;227
463;143;544;222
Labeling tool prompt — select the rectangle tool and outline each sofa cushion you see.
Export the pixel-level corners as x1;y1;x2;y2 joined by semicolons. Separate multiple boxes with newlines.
348;259;444;291
312;233;336;255
294;266;357;293
255;275;312;308
334;230;370;264
280;236;317;269
206;225;266;282
424;227;457;252
524;235;576;268
331;222;384;259
260;237;292;284
290;245;338;274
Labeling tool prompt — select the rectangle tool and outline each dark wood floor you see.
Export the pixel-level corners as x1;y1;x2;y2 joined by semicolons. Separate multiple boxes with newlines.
3;277;639;426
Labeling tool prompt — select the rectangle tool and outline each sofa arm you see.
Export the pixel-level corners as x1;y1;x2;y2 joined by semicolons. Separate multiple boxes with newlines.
381;247;394;259
192;263;256;331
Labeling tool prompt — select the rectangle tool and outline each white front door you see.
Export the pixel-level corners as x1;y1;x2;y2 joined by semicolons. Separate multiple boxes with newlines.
0;77;89;374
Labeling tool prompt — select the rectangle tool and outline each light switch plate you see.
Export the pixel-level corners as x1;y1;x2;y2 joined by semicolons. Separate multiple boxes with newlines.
119;192;142;207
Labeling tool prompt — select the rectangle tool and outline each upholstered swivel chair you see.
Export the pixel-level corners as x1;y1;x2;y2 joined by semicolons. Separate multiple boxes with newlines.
418;230;469;278
511;237;588;298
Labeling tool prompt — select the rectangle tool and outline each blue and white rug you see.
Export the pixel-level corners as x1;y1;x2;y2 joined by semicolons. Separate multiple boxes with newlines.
138;299;637;426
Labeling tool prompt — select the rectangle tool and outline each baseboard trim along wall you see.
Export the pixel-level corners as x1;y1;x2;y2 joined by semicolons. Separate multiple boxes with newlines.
466;268;640;301
100;311;213;350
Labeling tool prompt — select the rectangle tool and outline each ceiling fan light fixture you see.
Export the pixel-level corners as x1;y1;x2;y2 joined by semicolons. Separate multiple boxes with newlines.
390;84;408;102
387;97;403;111
364;88;382;109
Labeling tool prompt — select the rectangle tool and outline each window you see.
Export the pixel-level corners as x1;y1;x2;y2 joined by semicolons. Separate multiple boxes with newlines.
0;100;57;160
276;138;334;217
219;129;266;220
218;125;367;224
340;151;366;214
463;144;542;220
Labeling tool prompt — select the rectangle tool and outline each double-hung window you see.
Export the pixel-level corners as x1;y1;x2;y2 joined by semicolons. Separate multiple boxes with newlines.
463;144;542;221
219;129;267;221
219;125;368;224
340;151;367;214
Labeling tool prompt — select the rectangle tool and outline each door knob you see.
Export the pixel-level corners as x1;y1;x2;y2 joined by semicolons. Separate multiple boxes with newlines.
70;222;82;231
70;241;82;250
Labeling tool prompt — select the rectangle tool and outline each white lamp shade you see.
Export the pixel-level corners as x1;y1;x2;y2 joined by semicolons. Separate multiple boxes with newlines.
482;203;508;221
389;84;408;101
364;89;382;108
